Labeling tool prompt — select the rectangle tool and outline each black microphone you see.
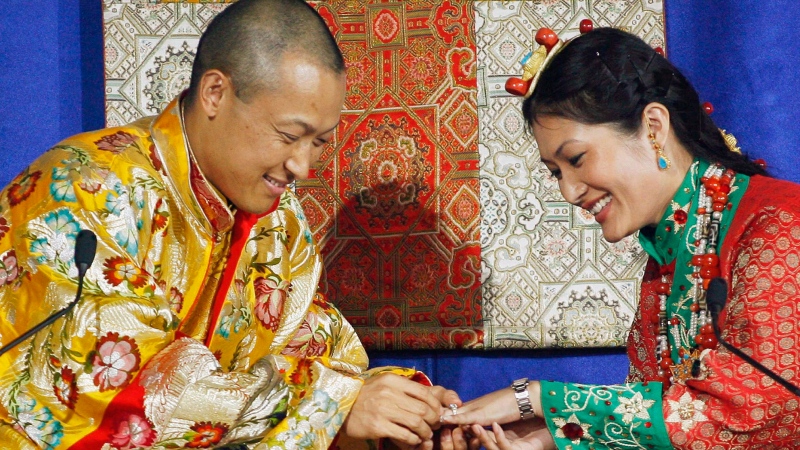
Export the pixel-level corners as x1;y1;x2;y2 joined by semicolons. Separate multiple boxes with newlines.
706;277;800;397
0;229;97;357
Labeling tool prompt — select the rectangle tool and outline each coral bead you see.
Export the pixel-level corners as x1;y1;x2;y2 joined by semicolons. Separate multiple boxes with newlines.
703;335;718;348
703;254;719;266
700;265;720;279
535;28;559;51
505;77;532;97
579;19;593;34
702;102;714;115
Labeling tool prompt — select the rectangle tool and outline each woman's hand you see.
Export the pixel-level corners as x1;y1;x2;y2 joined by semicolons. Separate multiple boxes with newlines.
467;421;555;450
441;381;541;427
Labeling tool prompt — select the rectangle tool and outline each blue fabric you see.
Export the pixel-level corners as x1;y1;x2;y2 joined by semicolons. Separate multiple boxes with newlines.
665;0;800;182
1;1;799;404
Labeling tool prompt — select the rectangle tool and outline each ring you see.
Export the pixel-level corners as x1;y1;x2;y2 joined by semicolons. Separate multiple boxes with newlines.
449;403;458;416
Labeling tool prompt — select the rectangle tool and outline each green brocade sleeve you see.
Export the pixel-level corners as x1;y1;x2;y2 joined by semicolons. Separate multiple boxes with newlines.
540;381;673;450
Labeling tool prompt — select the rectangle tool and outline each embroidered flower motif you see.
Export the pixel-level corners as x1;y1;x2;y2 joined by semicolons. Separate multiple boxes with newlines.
89;332;141;391
53;367;78;409
185;421;229;448
12;393;64;448
50;166;77;203
297;390;345;438
94;131;137;153
0;250;19;287
7;169;41;206
151;198;170;232
0;216;9;240
666;392;708;432
613;391;655;424
552;414;592;445
668;200;691;230
283;312;328;357
29;209;80;268
148;143;164;173
103;256;148;288
110;414;156;449
271;416;315;449
289;358;314;388
254;276;289;332
169;286;184;314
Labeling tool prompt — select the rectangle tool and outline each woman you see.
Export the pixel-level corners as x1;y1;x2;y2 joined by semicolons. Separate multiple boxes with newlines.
442;26;800;449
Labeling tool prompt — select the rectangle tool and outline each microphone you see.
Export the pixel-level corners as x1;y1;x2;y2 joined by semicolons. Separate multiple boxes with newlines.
0;229;97;358
706;277;800;397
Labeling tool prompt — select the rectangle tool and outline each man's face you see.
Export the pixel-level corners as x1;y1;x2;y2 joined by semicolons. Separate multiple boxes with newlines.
199;53;346;214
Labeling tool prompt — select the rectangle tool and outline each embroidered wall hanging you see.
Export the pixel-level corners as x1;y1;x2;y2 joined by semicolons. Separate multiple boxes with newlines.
103;0;665;350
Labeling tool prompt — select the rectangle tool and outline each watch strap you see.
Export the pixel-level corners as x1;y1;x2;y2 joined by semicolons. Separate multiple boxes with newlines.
511;378;536;420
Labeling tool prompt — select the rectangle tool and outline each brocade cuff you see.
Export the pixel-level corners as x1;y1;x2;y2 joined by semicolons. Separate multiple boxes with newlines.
540;381;672;450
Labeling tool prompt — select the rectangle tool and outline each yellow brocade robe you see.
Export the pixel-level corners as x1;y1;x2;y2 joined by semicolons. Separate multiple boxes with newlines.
0;98;409;449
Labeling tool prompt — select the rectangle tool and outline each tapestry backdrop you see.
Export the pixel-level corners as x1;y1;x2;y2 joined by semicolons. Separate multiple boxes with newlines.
102;0;664;350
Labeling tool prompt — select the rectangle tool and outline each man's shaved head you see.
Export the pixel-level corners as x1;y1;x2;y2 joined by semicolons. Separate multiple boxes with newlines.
185;0;344;106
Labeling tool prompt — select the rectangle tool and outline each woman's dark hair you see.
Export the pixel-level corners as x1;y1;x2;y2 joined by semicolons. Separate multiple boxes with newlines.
523;27;767;177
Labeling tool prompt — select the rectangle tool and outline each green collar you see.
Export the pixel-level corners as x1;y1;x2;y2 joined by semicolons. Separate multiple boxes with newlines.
638;159;750;355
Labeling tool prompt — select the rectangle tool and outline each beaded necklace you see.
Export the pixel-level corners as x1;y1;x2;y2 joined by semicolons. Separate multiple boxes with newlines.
639;160;747;387
653;164;737;383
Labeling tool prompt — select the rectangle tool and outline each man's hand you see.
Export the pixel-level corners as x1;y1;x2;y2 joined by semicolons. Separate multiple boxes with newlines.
343;373;461;448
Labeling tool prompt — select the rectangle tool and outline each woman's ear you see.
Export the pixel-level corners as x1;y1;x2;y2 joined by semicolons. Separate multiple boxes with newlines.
642;102;671;146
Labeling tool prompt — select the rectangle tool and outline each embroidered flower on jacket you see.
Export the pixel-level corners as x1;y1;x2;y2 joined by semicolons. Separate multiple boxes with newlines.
7;169;41;206
89;332;141;391
552;414;593;445
169;286;184;314
668;200;691;229
297;390;345;438
94;131;137;153
0;217;9;240
148;143;164;173
254;276;289;332
103;256;149;288
613;391;655;424
53;367;79;409
50;166;77;203
185;421;229;448
29;210;80;268
110;413;156;449
666;392;708;432
0;249;19;286
283;312;328;357
12;393;64;449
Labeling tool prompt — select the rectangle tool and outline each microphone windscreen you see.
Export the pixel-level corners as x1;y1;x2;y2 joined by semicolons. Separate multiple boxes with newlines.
75;229;97;269
706;277;728;316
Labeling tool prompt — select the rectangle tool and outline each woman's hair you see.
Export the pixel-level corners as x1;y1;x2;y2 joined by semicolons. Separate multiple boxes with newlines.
523;27;767;176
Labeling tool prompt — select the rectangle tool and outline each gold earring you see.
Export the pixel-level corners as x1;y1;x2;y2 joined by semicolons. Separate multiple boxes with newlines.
646;120;670;170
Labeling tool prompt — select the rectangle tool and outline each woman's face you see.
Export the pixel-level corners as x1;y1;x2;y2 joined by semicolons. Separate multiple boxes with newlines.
533;115;679;242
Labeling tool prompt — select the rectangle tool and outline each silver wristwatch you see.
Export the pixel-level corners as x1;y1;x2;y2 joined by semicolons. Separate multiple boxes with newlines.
511;378;536;420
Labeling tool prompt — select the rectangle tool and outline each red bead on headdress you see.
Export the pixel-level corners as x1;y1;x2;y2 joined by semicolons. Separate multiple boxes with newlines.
505;20;594;98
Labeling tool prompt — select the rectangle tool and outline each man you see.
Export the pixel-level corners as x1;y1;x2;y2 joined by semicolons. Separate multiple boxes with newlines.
0;0;457;448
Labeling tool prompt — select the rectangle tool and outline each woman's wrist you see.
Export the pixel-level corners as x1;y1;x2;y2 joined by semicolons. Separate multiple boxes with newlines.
527;380;543;418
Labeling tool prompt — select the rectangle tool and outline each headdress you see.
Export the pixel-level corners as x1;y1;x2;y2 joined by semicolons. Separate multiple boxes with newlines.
505;19;595;98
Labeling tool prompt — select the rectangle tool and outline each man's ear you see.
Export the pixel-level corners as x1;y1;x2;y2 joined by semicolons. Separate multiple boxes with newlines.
642;102;671;145
196;69;233;119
